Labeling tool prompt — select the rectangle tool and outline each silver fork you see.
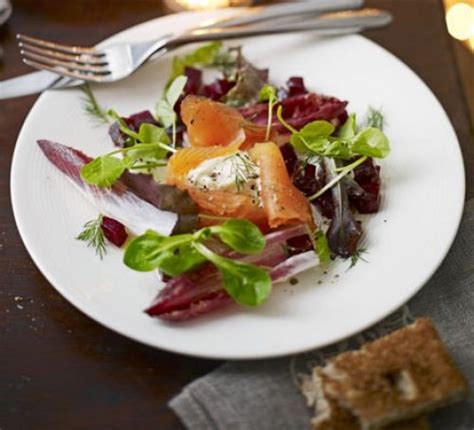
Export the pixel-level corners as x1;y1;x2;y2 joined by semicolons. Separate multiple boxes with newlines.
17;8;392;84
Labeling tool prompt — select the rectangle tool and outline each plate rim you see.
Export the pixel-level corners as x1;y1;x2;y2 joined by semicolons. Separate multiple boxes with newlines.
10;11;466;360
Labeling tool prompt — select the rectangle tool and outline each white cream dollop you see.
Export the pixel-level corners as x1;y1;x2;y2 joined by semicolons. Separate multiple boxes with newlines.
187;151;260;196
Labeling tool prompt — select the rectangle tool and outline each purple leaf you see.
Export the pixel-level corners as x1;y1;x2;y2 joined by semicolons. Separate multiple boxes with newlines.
37;140;177;236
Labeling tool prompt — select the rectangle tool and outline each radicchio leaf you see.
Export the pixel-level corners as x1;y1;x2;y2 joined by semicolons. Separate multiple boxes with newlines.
120;171;199;234
37;140;177;236
145;225;317;321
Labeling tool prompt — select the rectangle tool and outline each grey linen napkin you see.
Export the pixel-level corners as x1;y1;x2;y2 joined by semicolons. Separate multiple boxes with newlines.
170;199;474;430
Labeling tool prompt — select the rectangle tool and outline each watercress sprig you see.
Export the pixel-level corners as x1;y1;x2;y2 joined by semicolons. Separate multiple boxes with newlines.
124;219;271;307
168;41;236;87
156;75;188;147
258;84;278;141
277;106;390;160
80;122;175;187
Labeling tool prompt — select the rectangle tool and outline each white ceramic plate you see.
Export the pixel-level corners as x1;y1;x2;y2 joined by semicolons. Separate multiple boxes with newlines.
11;10;465;359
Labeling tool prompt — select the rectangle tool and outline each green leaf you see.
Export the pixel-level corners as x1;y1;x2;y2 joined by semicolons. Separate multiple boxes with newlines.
351;128;390;158
156;75;188;132
123;230;194;272
138;123;170;145
211;219;265;254
194;243;271;307
156;100;176;129
80;155;125;188
290;120;335;155
338;113;357;139
167;42;229;87
321;139;352;159
166;75;188;108
106;109;140;141
184;41;223;66
289;116;390;160
315;230;331;264
300;120;335;138
123;143;169;168
155;245;207;277
258;84;277;102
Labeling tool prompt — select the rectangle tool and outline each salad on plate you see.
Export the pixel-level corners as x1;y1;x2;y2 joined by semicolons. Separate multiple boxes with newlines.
38;42;390;321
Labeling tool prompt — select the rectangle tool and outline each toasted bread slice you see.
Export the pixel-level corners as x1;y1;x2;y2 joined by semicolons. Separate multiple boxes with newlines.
319;318;467;429
302;367;430;430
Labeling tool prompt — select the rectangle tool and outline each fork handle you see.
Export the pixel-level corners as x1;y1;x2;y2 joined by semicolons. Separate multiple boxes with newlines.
167;9;392;47
204;0;364;29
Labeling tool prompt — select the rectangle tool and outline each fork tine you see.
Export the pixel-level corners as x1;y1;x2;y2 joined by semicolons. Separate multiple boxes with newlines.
18;43;108;65
20;50;111;74
22;58;108;83
17;33;104;57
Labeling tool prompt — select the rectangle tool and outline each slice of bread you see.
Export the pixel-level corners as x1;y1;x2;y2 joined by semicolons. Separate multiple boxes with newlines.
302;367;430;430
319;318;468;429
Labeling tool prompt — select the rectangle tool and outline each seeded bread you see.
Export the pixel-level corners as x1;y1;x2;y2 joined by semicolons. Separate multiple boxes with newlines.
302;367;430;430
319;318;467;429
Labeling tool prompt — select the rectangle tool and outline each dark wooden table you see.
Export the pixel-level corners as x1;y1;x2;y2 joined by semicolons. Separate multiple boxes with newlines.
1;1;472;429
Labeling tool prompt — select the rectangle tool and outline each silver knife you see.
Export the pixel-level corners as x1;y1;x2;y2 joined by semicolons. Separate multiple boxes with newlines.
0;71;80;99
0;0;363;100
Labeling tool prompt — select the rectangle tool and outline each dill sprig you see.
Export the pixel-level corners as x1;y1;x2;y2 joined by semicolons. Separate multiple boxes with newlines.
226;153;259;192
347;248;368;270
80;83;109;124
365;107;384;130
76;214;107;259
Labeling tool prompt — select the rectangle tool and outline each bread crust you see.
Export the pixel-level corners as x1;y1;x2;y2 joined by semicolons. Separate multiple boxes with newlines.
317;318;468;429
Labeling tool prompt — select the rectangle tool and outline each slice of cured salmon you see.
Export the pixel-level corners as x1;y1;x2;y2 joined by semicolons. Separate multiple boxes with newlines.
249;142;313;229
181;95;272;149
165;145;268;228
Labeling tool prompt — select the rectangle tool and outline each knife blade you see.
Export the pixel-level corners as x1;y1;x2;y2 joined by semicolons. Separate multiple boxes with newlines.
0;70;81;100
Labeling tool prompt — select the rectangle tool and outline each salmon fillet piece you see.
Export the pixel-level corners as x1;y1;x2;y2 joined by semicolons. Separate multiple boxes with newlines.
165;145;267;228
181;95;271;149
250;142;313;229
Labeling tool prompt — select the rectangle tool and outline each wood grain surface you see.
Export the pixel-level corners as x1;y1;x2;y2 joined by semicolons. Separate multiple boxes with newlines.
0;1;472;429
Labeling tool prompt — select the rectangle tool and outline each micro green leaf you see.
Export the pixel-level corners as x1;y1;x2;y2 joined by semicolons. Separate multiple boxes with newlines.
138;123;171;145
288;115;390;160
258;84;278;141
337;113;357;139
167;42;231;86
80;155;125;188
315;230;331;264
106;109;140;141
350;128;390;159
166;75;188;108
156;75;188;146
